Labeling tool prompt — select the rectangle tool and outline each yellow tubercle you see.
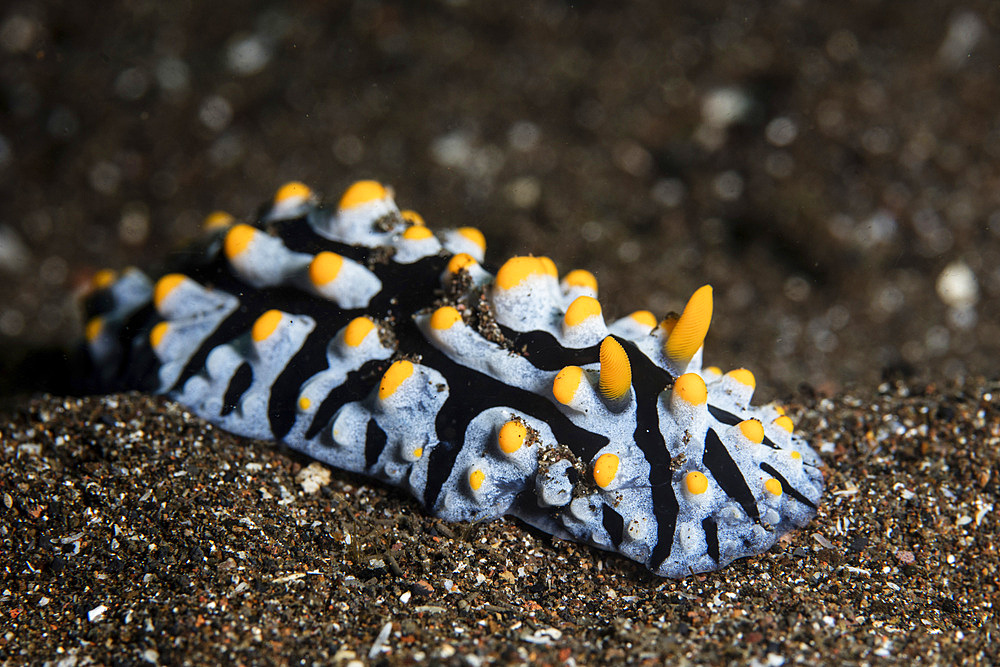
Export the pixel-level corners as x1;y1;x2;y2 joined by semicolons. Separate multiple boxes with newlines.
765;478;783;496
564;295;602;327
593;453;619;488
538;256;558;278
774;405;786;416
564;269;598;293
685;471;709;495
447;253;476;274
705;365;722;375
598;336;631;402
224;224;258;259
153;273;187;310
309;251;344;286
343;317;376;347
552;365;584;405
339;180;387;210
790;450;802;460
773;415;794;433
298;396;312;411
85;317;104;343
275;181;312;204
430;306;462;330
629;310;658;329
672;373;707;405
726;368;756;389
401;209;425;226
468;468;485;491
91;269;117;290
252;310;284;343
495;256;546;289
665;285;713;368
412;447;423;459
738;419;765;444
457;227;486;252
498;420;528;454
402;225;434;241
149;321;168;349
378;359;414;400
203;210;235;230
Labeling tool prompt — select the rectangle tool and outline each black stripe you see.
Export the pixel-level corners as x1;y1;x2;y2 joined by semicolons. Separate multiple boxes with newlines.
497;326;600;370
615;337;678;571
708;405;779;449
268;317;355;440
760;462;818;509
702;517;720;563
708;404;740;425
703;429;760;521
364;419;387;469
221;362;253;417
304;358;391;440
601;504;625;547
420;342;610;511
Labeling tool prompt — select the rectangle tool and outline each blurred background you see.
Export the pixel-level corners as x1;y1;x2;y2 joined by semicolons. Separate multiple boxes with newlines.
1;0;998;400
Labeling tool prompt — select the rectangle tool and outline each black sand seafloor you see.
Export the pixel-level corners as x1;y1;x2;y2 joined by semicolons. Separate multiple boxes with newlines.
0;1;998;664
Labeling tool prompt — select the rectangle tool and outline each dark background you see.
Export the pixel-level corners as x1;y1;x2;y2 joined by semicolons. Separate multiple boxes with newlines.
1;3;998;663
1;0;999;399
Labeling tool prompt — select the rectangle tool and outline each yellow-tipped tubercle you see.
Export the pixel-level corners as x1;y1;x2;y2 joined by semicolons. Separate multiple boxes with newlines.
224;224;257;259
498;420;528;454
552;366;584;406
664;285;713;369
564;296;602;327
496;256;548;290
252;310;284;342
564;269;598;293
275;181;312;204
339;180;387;210
673;373;707;405
738;419;765;444
447;253;476;274
343;317;376;348
685;471;709;495
593;453;619;488
598;336;631;403
379;359;413;400
309;252;344;286
430;306;462;330
153;274;186;311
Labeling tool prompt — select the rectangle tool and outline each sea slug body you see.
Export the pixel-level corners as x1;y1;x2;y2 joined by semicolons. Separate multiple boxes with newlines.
79;179;825;578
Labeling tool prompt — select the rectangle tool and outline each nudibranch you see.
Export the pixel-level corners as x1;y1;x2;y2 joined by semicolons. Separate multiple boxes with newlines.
79;179;824;578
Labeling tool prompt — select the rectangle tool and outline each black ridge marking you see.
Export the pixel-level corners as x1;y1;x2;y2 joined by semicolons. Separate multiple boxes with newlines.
268;253;450;439
267;314;353;441
304;358;391;440
703;429;760;521
708;405;780;449
221;362;253;417
708;404;740;425
760;462;818;509
601;504;625;548
702;517;720;563
83;289;115;321
419;342;609;511
364;419;388;470
497;326;600;370
615;336;678;571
